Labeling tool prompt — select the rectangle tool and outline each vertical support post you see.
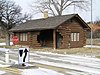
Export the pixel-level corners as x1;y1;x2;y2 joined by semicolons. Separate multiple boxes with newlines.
5;49;9;64
53;29;56;50
90;0;93;49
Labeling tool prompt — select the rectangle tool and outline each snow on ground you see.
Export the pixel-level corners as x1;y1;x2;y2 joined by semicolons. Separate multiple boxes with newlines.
0;71;6;75
84;45;100;48
0;60;64;75
30;52;100;69
30;52;100;74
31;59;100;74
0;42;13;46
0;60;10;67
0;63;7;75
21;68;64;75
0;64;10;67
0;46;100;75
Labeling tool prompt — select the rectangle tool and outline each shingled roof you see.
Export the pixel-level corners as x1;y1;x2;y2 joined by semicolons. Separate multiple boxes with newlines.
9;14;89;32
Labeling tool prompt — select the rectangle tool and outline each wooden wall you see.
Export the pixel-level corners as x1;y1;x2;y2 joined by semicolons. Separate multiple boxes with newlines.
15;31;41;48
57;18;86;48
68;22;86;48
14;18;87;49
57;25;71;48
15;32;29;45
29;32;41;48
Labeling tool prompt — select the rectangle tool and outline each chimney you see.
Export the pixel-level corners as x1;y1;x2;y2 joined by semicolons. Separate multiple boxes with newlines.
43;10;48;18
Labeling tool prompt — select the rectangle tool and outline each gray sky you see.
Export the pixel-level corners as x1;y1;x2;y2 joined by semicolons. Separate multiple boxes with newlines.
12;0;100;22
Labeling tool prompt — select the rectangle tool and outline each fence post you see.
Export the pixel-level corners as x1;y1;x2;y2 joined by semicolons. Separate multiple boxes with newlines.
5;49;9;64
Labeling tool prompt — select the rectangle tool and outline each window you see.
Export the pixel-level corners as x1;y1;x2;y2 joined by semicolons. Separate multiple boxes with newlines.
19;33;27;41
71;33;74;41
71;33;79;41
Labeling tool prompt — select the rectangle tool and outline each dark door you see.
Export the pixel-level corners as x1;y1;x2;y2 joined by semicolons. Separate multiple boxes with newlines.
56;32;62;48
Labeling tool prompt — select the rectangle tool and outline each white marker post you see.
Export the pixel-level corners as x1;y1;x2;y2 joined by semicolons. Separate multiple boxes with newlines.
5;49;9;64
18;48;29;66
0;48;10;64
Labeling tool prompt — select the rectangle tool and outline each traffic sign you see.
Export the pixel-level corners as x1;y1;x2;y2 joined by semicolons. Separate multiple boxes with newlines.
12;36;19;45
18;48;29;66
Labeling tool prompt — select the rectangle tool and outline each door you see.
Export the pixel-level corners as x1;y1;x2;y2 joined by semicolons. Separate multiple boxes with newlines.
56;32;62;48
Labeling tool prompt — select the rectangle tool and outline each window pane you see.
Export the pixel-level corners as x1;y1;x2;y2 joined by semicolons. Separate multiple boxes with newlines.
71;33;73;41
77;33;79;41
23;33;26;41
25;33;27;41
19;33;27;41
20;33;23;41
74;33;76;41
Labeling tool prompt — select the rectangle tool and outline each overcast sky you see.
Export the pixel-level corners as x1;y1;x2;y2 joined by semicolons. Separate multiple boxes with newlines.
12;0;100;22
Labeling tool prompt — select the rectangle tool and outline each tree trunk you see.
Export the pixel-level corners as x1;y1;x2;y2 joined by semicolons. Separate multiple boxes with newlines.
6;31;10;46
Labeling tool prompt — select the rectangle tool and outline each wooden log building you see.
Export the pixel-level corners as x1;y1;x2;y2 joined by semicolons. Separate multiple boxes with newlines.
9;14;90;49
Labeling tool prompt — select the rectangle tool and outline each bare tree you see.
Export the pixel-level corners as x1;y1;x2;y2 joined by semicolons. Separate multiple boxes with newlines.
0;0;32;46
31;0;90;16
94;17;100;26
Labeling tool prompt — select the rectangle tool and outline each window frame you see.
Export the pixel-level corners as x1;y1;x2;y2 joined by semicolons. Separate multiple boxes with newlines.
71;32;80;41
19;33;28;42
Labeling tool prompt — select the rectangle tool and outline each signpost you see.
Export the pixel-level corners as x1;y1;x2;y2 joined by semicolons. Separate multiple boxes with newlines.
12;36;29;66
18;48;29;66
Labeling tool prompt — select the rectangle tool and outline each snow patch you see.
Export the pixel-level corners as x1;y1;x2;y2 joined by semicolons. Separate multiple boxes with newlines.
0;60;10;67
84;45;100;48
21;68;64;75
0;42;13;46
0;71;6;75
31;59;100;74
0;64;10;67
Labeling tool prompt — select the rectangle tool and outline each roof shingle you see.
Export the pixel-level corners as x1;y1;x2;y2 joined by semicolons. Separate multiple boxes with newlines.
9;14;89;32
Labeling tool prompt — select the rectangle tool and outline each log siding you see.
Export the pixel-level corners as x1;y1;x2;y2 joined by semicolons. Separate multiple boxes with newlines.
10;14;90;49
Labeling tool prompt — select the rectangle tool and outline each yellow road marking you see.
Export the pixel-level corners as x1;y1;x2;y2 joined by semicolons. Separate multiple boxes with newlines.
0;67;22;75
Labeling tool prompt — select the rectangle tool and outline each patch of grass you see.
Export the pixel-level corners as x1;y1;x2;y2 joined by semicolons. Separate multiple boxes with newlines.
86;38;100;45
30;47;100;57
95;56;100;59
0;38;5;43
0;45;22;49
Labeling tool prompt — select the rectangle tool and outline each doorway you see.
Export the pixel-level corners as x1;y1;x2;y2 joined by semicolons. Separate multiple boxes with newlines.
56;32;63;48
37;30;53;47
